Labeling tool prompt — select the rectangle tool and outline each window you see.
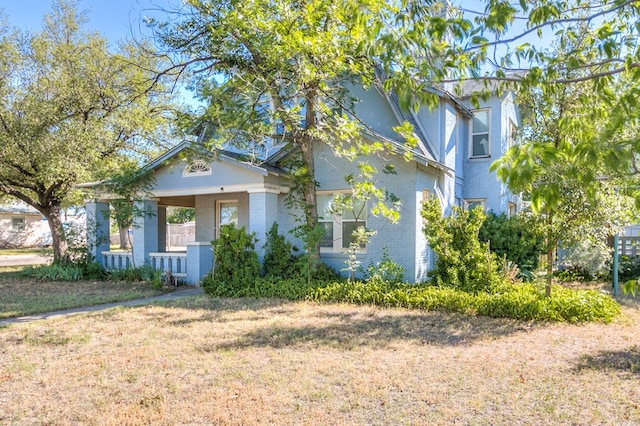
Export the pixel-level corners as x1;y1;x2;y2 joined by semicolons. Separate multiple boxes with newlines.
216;201;238;238
471;109;490;158
422;189;432;204
508;202;517;217
464;199;485;211
183;160;212;177
12;217;25;232
317;193;367;252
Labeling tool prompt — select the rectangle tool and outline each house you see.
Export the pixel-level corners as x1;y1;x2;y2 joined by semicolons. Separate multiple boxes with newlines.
85;84;520;284
0;201;47;248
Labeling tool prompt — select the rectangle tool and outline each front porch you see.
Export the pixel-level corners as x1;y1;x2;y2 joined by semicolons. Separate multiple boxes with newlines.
87;188;282;285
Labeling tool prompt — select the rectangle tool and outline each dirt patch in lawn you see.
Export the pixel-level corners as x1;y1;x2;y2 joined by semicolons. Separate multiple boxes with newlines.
1;296;639;425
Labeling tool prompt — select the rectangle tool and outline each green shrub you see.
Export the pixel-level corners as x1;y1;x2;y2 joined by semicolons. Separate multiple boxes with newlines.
106;265;163;289
479;212;545;280
22;259;106;282
309;280;619;323
203;223;260;296
23;264;84;281
362;247;405;284
616;255;640;282
421;198;505;293
475;284;620;323
262;222;298;279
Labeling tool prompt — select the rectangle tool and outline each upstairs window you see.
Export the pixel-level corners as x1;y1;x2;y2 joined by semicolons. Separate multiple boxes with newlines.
317;193;367;252
464;199;486;211
471;109;490;158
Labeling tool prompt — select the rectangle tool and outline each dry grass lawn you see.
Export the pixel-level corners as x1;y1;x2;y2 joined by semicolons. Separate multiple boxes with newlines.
1;295;639;425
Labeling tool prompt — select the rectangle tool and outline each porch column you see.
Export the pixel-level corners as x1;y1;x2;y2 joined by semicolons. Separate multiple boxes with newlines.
132;199;158;267
186;242;214;286
248;189;279;262
157;206;167;252
86;200;110;266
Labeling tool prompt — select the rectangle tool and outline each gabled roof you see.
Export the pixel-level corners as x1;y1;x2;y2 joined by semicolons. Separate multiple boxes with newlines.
0;201;41;215
142;140;287;177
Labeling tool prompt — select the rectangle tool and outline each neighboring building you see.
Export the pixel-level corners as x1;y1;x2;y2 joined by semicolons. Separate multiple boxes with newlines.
0;202;46;248
86;84;521;284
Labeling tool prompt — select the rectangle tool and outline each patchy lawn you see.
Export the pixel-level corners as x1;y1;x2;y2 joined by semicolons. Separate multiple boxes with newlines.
1;295;638;424
0;268;166;319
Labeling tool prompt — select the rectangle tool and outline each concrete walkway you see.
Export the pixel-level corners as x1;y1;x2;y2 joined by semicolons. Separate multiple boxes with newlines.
0;254;49;267
0;286;204;327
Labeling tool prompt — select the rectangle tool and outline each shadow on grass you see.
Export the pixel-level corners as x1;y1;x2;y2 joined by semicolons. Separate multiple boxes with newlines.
574;345;640;377
148;296;534;350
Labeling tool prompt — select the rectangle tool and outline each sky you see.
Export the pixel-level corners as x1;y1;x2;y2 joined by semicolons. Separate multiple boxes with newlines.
0;0;177;44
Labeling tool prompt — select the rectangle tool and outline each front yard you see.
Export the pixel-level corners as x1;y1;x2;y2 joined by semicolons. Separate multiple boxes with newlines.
1;294;639;424
0;267;166;319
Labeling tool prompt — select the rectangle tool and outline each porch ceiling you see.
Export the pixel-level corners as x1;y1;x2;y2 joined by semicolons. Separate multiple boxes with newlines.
158;195;195;208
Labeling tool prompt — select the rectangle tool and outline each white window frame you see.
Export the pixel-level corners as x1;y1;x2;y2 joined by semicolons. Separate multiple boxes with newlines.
216;200;239;239
470;108;491;159
464;199;486;211
183;160;212;177
11;216;25;232
317;192;367;253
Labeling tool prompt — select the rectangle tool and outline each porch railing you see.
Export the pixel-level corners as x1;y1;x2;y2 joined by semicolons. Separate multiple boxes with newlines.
149;252;187;278
101;251;187;278
102;251;134;270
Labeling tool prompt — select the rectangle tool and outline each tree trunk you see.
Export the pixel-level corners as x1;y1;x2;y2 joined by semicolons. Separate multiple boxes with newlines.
43;206;69;263
299;137;320;265
119;227;130;250
545;214;554;297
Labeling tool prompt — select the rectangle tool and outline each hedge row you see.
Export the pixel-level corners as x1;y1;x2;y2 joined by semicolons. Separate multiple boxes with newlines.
205;278;620;323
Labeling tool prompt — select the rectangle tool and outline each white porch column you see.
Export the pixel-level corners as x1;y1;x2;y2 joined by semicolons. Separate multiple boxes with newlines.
86;200;110;265
133;199;158;267
248;189;279;262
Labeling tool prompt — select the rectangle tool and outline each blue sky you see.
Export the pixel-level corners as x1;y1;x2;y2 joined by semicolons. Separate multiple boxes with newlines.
0;0;175;44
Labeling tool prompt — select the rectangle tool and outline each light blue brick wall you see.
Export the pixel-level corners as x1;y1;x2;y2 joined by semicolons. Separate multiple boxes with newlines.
462;93;520;213
186;242;214;285
195;193;250;242
249;190;279;261
133;200;159;266
86;201;110;265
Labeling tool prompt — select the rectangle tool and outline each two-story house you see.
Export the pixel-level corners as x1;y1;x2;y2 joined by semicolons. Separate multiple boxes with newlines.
85;83;520;284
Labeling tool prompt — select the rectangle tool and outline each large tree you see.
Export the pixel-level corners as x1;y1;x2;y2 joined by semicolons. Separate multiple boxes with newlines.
0;0;179;262
491;28;638;294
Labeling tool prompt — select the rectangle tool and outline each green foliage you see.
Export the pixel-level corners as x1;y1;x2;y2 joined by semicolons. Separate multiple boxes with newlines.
421;198;505;293
0;1;179;262
362;247;405;284
623;279;639;297
262;223;298;279
22;255;106;281
203;223;260;296
475;284;620;323
23;264;84;281
166;207;195;224
309;280;619;323
106;265;163;290
616;256;640;283
479;212;545;280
